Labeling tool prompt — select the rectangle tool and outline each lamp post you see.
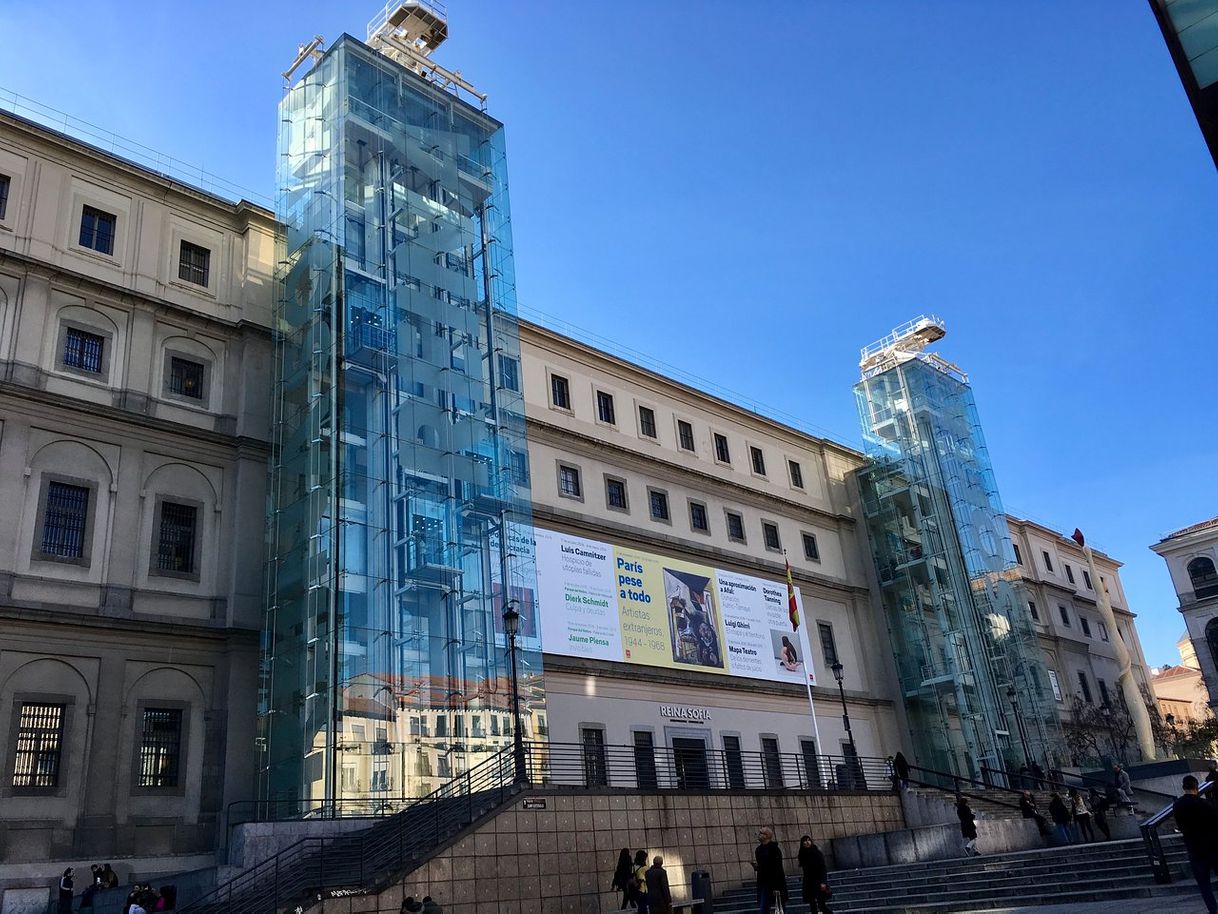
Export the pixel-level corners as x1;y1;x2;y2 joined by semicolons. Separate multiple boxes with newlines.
502;603;527;784
831;661;859;780
1006;686;1034;774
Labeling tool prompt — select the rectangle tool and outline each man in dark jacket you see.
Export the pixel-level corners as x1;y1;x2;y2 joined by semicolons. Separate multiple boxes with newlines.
645;858;672;914
1019;790;1050;837
753;828;788;913
1176;775;1218;914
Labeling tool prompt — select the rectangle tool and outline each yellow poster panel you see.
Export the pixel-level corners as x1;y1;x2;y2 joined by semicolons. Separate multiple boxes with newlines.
613;545;729;675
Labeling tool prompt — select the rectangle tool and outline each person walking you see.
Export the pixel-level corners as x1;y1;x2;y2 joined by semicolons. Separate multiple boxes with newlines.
645;857;672;914
632;849;651;914
1175;774;1218;914
1069;788;1095;842
1049;792;1072;845
797;835;832;913
1114;764;1135;810
753;827;788;913
57;868;74;914
1089;787;1112;840
956;796;979;857
893;751;910;790
612;848;636;909
1019;790;1050;837
1207;764;1218;802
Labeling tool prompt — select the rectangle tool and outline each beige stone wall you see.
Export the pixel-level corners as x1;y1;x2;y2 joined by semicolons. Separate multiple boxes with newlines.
320;789;904;914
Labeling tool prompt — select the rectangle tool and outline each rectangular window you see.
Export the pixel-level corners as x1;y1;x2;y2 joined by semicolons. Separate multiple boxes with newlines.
138;708;183;788
558;465;581;498
800;739;822;789
1083;570;1093;590
649;490;669;522
1013;543;1023;565
606;478;627;510
63;327;105;374
818;622;839;667
1098;679;1110;707
581;728;607;787
1077;670;1093;704
1047;670;1063;702
41;481;89;559
1028;600;1040;622
677;420;695;452
762;521;781;551
726;510;745;543
714;433;731;464
497;354;519;392
0;174;9;220
1099;622;1109;642
168;357;205;400
761;736;783;788
12;702;64;790
788;460;804;489
509;450;529;486
638;406;657;438
1042;550;1054;573
156;501;198;574
550;374;570;410
79;205;116;255
723;735;745;789
596;391;616;425
633;731;658;789
1080;616;1092;638
690;502;708;532
802;532;820;562
1065;564;1075;585
178;240;211;287
1058;605;1070;627
750;446;766;476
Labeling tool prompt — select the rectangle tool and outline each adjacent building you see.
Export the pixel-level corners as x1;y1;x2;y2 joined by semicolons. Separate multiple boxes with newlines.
1151;634;1208;725
1148;0;1218;168
1152;516;1218;708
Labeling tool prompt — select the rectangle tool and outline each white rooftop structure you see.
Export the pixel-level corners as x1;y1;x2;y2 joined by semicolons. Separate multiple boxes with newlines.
859;314;967;383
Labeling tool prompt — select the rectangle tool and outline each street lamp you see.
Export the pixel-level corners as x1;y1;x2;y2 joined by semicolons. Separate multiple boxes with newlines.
831;661;859;782
1006;686;1034;778
502;603;527;784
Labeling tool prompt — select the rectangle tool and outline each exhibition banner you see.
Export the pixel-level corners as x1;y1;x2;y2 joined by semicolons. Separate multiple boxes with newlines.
533;527;816;686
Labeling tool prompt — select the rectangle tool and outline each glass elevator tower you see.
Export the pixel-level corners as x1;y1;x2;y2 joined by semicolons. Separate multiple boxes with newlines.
854;317;1059;780
261;6;541;810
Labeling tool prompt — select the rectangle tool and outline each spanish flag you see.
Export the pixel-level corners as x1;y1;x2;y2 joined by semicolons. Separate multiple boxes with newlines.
785;558;800;631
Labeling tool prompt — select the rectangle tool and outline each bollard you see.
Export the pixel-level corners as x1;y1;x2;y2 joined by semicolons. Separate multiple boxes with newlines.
689;869;714;914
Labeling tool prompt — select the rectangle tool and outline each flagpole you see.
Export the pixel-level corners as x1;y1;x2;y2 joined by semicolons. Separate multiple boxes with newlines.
787;554;826;785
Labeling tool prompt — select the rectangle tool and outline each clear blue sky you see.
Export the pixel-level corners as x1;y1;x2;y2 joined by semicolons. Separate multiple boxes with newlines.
2;1;1214;665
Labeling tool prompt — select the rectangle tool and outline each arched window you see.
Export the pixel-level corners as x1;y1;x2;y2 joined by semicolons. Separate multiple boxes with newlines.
1189;557;1218;600
1206;619;1218;680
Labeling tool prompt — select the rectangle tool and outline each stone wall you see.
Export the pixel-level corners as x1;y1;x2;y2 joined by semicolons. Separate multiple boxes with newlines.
314;788;904;914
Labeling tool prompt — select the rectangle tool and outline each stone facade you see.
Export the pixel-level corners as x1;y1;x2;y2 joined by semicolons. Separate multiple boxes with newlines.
1152;517;1218;709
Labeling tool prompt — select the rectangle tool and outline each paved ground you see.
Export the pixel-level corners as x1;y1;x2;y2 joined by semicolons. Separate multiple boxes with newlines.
970;895;1211;914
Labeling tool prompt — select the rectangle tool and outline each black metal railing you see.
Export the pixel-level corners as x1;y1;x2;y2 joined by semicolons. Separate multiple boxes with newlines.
1141;778;1212;883
980;764;1175;809
905;764;1025;813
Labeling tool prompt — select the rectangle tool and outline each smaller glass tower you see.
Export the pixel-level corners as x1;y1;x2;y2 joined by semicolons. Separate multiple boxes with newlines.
854;317;1060;779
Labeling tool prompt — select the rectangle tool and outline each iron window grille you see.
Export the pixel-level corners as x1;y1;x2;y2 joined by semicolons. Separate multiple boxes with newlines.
750;446;767;476
12;702;64;790
649;490;669;521
79;205;116;255
138;708;182;788
0;174;9;220
41;482;89;558
690;502;708;531
638;406;657;438
178;241;211;287
596;391;616;425
714;433;730;463
677;420;695;451
558;465;581;498
726;511;745;542
168;357;205;400
156;502;198;574
763;522;781;551
509;451;529;486
789;460;804;488
606;478;627;510
63;327;105;374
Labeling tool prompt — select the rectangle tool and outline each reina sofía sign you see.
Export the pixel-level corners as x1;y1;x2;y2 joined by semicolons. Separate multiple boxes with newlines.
660;704;712;722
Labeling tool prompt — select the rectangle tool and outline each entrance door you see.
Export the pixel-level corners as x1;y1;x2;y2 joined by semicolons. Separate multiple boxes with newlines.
672;737;710;789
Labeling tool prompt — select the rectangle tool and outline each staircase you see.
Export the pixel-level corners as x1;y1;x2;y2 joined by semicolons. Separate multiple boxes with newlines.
180;749;521;914
715;835;1193;913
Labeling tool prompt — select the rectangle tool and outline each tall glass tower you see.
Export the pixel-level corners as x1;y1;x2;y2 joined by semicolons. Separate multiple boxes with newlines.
261;3;541;810
854;318;1059;780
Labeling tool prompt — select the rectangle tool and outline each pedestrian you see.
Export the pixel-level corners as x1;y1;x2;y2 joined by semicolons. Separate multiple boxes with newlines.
612;848;636;909
645;857;672;914
753;827;788;913
1114;764;1135;810
400;898;423;914
632;849;651;914
420;896;442;914
1017;765;1031;790
1031;762;1046;789
1069;788;1095;842
1019;790;1050;837
57;868;74;914
1049;792;1072;844
797;834;832;913
956;796;979;857
893;751;910;790
1174;774;1218;914
102;864;118;889
1089;787;1112;840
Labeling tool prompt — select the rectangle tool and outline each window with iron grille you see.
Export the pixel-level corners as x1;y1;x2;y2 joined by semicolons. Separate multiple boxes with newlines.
12;702;64;790
762;521;781;551
677;420;695;452
750;446;766;476
596;391;616;425
638;406;657;438
726;510;745;543
558;465;581;498
178;241;211;286
168;357;205;400
156;502;198;574
788;460;804;488
713;433;730;464
606;477;627;510
690;501;708;532
509;450;529;486
41;482;89;559
649;489;669;522
63;327;105;374
0;174;10;221
138;708;182;788
79;205;116;255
